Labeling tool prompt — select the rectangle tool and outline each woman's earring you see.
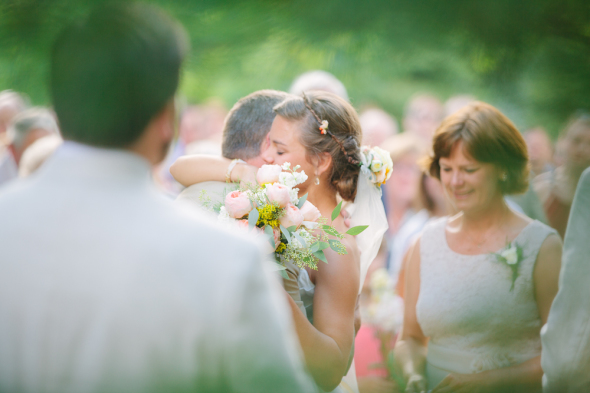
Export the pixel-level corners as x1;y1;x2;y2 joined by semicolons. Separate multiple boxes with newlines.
315;176;320;185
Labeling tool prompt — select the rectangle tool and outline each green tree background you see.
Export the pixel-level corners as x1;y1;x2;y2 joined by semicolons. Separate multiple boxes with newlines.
1;0;589;137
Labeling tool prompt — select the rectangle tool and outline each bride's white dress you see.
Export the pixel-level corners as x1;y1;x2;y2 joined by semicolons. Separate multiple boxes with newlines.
416;217;556;389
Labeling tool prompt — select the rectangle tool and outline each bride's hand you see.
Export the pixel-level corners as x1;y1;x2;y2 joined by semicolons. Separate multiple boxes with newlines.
405;373;427;393
231;163;258;187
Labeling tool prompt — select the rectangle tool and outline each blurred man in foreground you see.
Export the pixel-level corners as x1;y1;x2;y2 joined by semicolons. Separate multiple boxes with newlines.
0;4;314;393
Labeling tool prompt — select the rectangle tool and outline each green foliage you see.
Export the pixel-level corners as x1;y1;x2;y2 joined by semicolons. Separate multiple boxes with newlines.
331;201;342;222
346;225;369;236
1;0;589;135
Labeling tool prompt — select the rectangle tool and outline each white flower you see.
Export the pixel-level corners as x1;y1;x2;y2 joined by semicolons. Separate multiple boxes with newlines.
500;246;519;265
288;187;300;206
370;268;391;292
293;165;301;171
320;120;329;130
370;159;383;172
291;228;312;249
281;162;291;170
279;172;298;188
218;206;231;222
293;170;308;185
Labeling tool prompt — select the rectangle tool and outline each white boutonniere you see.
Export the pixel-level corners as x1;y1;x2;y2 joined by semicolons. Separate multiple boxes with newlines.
492;241;524;291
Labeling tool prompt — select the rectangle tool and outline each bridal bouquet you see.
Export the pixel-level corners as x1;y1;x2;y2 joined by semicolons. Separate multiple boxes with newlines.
217;162;368;273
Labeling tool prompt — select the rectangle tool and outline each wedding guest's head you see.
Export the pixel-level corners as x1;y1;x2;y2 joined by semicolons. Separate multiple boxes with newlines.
222;90;290;167
427;101;529;213
403;93;443;141
289;70;349;101
523;127;554;175
359;107;398;147
380;133;425;210
6;107;59;164
0;90;29;136
50;3;188;165
558;113;590;174
18;134;63;177
262;91;361;200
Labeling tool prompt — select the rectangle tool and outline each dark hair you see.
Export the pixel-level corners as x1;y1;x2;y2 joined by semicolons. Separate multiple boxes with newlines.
427;101;529;195
222;90;290;160
50;3;188;147
273;91;362;201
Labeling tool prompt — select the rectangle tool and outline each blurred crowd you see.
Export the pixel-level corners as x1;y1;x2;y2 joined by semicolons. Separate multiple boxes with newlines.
1;69;589;393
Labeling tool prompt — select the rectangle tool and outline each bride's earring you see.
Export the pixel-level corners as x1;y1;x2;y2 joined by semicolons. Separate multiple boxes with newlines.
315;176;320;185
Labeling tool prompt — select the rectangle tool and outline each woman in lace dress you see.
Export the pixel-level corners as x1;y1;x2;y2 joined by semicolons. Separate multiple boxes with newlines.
395;102;562;392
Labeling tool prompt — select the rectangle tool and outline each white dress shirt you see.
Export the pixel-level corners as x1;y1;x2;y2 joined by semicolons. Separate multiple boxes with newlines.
541;167;590;393
0;142;315;393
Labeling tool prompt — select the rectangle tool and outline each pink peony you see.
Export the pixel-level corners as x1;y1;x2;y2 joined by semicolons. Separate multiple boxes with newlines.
273;227;281;248
225;190;253;219
266;183;291;208
256;164;282;185
236;220;250;230
279;203;305;229
299;200;321;222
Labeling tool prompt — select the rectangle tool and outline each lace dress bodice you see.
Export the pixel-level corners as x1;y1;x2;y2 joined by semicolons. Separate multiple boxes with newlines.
417;217;556;376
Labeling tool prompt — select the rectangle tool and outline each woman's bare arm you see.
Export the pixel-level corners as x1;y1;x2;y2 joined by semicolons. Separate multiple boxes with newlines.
287;237;359;392
170;155;257;187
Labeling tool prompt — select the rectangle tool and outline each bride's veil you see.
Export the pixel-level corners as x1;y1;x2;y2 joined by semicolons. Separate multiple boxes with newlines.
349;167;389;292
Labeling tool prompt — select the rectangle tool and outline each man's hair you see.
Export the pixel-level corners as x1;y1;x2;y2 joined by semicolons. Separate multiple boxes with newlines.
221;90;289;160
7;107;59;149
50;3;188;147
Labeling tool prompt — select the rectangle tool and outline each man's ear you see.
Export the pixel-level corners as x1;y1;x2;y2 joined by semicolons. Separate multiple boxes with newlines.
154;99;176;142
316;152;333;177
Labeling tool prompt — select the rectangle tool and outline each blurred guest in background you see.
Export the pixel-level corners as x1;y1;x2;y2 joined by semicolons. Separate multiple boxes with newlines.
395;102;561;392
443;94;475;118
359;107;399;147
18;134;63;177
289;69;349;101
0;90;29;144
381;133;426;236
0;4;315;392
403;93;443;141
0;107;59;186
534;113;590;238
541;167;590;393
524;127;555;176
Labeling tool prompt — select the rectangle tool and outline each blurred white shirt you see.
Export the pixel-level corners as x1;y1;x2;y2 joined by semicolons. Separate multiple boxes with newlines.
0;142;315;393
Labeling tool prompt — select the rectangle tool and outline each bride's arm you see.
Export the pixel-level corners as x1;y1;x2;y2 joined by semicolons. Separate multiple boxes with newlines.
432;234;562;393
170;155;257;187
393;238;428;393
286;236;359;392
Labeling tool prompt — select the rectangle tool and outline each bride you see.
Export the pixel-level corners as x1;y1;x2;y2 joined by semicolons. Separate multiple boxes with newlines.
170;91;387;392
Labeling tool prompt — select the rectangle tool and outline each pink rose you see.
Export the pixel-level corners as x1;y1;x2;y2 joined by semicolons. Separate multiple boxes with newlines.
299;200;321;222
279;203;305;229
225;190;253;219
266;183;291;208
256;164;282;185
236;220;249;230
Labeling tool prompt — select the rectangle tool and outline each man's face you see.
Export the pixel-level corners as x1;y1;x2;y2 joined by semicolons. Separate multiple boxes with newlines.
244;133;271;168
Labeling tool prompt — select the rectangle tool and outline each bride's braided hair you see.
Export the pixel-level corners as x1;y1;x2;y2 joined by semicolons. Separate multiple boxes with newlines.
273;91;362;201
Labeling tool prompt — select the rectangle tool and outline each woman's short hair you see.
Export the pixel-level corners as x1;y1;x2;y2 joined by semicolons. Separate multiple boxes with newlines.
273;91;361;201
427;101;529;195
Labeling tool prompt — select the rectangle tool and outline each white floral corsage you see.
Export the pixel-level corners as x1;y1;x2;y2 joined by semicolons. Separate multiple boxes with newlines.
360;146;393;187
491;241;524;291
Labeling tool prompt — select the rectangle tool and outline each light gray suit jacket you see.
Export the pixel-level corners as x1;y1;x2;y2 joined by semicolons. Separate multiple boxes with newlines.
541;168;590;393
0;142;315;393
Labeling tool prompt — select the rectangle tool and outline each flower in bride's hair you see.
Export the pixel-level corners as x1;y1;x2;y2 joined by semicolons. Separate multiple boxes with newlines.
266;183;291;208
280;203;305;229
361;146;394;187
299;200;321;223
320;120;329;130
224;190;253;219
256;164;282;185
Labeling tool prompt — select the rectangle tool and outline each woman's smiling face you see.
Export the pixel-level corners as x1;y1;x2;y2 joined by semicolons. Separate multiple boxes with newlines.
439;140;502;213
261;115;317;192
